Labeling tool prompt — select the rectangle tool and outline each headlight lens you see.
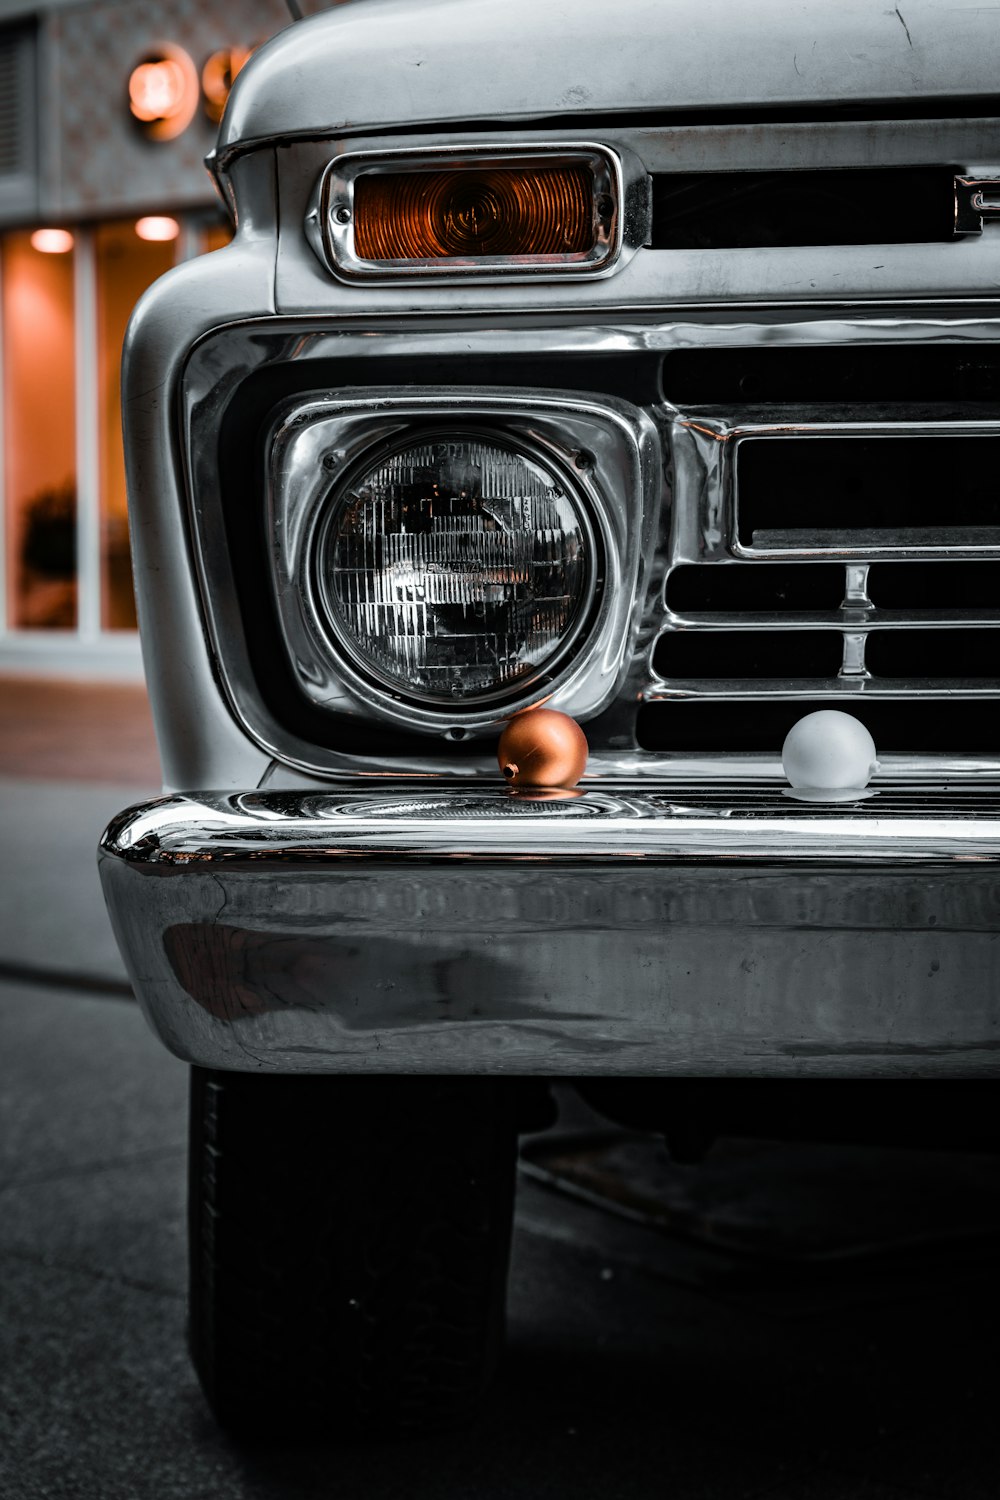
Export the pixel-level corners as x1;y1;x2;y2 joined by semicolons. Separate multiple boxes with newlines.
314;434;595;704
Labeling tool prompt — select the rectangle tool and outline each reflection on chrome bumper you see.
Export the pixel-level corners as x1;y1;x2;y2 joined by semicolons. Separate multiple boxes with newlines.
98;785;1000;1077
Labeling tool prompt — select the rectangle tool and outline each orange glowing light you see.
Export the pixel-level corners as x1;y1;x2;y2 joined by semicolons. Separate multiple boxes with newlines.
127;46;199;141
353;166;594;262
129;59;187;121
201;45;255;124
135;216;180;242
30;228;75;254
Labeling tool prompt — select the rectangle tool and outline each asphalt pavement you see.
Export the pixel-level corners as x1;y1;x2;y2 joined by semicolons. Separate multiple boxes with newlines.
1;680;998;1499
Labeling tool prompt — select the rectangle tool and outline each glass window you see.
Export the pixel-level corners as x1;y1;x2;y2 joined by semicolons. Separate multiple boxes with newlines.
96;220;176;630
1;231;77;629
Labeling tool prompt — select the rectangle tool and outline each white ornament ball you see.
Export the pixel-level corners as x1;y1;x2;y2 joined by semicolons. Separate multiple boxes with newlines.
781;710;878;795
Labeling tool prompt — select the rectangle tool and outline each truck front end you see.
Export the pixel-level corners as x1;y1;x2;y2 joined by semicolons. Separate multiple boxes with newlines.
98;0;1000;1435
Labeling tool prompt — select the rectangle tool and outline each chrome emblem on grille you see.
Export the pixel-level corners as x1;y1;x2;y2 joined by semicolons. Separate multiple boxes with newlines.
954;176;1000;235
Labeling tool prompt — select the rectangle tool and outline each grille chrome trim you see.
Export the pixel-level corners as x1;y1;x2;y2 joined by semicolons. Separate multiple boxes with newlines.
660;612;1000;627
667;415;1000;561
644;681;1000;700
749;527;1000;555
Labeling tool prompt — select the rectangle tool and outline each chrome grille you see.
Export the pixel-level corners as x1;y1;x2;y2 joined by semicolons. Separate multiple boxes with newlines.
185;316;1000;778
647;351;1000;761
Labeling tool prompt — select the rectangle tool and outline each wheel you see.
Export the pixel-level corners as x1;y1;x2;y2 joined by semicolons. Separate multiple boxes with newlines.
188;1069;520;1437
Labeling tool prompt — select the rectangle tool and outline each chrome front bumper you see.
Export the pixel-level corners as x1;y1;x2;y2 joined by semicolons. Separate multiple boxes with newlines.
98;784;1000;1077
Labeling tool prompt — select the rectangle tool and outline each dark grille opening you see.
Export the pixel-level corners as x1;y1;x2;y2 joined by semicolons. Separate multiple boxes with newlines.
867;561;1000;610
737;435;1000;547
866;628;1000;678
666;563;846;612
661;345;1000;406
654;630;843;679
637;699;999;753
650;168;956;250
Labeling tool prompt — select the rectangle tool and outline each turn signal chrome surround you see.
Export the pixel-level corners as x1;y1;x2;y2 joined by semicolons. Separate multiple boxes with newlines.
306;143;648;283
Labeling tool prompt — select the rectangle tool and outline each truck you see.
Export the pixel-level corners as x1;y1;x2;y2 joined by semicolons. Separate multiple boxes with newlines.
98;0;1000;1437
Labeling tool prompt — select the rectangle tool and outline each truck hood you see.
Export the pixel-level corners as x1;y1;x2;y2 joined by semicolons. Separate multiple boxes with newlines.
218;0;999;157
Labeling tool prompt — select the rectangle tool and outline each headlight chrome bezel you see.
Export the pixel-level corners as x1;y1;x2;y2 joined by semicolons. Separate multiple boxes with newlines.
266;390;658;738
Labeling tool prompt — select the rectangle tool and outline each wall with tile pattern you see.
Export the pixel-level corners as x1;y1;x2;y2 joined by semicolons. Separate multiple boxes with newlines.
44;0;295;218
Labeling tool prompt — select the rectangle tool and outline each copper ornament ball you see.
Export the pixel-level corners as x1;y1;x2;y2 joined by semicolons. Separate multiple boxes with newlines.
497;709;589;789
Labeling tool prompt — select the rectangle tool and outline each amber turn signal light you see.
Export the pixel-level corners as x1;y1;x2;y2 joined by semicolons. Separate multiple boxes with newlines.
354;165;595;262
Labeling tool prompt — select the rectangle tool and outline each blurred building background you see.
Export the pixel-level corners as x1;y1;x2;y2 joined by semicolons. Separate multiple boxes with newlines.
0;0;338;679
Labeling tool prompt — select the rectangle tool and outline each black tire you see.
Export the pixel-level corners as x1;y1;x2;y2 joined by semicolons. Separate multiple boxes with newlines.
188;1069;519;1438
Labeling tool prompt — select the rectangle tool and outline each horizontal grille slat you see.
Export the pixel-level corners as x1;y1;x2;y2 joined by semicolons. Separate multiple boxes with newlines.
751;527;1000;551
660;611;1000;628
646;681;1000;699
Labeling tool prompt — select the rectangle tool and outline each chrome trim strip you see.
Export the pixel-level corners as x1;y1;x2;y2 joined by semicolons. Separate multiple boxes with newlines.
102;785;1000;863
658;612;1000;630
746;527;1000;557
643;681;1000;700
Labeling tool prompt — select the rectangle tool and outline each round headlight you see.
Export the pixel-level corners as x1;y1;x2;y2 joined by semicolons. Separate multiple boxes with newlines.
313;432;596;705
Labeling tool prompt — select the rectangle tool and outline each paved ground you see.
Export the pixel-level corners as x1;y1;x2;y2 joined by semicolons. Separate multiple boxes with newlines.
0;675;158;987
1;779;139;990
1;680;998;1498
0;676;160;785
